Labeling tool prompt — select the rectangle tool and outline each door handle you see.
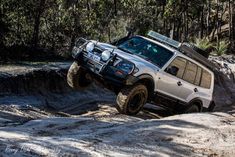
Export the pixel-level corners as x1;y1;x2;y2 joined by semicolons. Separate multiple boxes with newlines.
177;81;182;86
194;88;198;92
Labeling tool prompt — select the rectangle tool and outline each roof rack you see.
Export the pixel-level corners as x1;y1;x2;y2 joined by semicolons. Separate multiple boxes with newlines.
147;30;219;72
148;31;181;49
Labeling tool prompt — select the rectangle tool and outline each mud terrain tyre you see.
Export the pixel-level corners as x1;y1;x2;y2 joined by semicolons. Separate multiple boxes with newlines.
67;62;91;90
184;104;200;113
116;84;148;115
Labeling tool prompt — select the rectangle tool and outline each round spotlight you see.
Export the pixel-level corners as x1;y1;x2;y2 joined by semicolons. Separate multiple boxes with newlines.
101;50;111;61
86;42;95;52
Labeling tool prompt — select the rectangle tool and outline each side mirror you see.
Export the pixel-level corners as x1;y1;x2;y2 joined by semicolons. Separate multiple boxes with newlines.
126;27;136;37
166;66;179;76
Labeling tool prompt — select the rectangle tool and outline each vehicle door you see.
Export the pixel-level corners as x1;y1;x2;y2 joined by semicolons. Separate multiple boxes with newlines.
178;60;198;101
156;56;187;102
177;61;212;104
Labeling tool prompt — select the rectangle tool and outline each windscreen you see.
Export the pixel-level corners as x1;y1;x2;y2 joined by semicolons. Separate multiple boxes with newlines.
117;37;174;68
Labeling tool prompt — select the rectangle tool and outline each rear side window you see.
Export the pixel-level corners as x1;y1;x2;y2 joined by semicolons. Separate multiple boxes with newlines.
194;67;202;86
200;70;212;89
166;57;212;88
183;61;197;84
166;57;187;78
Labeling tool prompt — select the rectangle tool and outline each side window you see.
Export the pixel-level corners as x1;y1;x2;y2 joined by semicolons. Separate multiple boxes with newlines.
194;66;202;86
200;70;212;89
182;61;197;84
165;57;187;78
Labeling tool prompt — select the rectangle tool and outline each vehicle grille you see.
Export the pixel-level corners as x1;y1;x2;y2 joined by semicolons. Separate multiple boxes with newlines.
93;47;103;54
82;47;107;74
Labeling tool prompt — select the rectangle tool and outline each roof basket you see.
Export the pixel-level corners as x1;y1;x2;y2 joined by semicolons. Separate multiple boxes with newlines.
147;30;219;72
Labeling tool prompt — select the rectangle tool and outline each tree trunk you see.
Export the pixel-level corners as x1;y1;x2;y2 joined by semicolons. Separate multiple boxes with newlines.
186;7;188;40
231;1;234;49
0;10;4;47
198;10;201;38
31;0;46;48
17;2;20;42
229;0;232;41
170;21;175;39
162;4;166;34
216;0;220;48
182;12;186;41
207;0;211;36
114;0;117;16
86;0;90;19
69;2;82;53
176;18;181;41
200;5;204;39
108;27;111;43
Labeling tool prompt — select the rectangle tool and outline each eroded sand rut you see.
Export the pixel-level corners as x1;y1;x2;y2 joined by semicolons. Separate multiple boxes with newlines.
0;62;166;126
0;63;71;94
0;63;114;121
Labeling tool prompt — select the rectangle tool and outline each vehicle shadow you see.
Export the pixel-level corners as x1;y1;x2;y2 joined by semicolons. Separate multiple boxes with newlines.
57;101;173;120
137;104;173;119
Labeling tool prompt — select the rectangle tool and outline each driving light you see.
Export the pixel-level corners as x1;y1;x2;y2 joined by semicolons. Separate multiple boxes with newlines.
101;50;111;61
86;42;95;52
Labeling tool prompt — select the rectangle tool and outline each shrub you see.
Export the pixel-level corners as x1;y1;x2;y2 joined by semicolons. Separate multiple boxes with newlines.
194;37;213;50
213;40;229;56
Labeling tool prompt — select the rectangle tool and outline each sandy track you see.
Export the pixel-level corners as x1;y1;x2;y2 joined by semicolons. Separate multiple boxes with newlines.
0;60;234;156
0;112;234;157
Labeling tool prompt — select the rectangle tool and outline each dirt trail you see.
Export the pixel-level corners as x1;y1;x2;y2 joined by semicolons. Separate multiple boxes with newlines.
0;60;235;156
0;62;168;124
0;112;234;157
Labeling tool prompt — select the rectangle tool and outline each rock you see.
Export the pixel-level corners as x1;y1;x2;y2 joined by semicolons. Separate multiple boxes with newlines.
226;100;233;105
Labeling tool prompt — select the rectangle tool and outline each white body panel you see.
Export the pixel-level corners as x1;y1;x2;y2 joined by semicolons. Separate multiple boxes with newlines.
157;53;214;108
96;37;214;108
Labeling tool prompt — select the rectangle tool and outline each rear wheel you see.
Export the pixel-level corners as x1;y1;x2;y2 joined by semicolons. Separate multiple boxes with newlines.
184;104;200;113
116;84;148;115
67;62;91;90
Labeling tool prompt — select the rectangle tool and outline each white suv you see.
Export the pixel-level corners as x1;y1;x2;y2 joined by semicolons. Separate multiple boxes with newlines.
67;31;216;115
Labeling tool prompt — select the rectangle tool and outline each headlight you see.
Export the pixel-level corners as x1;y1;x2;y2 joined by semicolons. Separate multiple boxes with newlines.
115;61;135;74
86;42;95;52
101;50;111;61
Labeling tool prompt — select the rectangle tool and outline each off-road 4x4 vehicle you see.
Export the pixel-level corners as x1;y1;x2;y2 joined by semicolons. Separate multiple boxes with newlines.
67;31;216;115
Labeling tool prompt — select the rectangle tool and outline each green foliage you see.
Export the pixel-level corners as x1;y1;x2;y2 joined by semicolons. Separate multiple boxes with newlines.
213;40;229;56
194;38;213;50
0;0;234;59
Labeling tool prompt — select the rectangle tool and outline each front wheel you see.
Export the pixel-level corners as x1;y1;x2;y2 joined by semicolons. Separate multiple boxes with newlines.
67;62;92;90
116;84;148;115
